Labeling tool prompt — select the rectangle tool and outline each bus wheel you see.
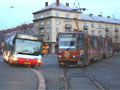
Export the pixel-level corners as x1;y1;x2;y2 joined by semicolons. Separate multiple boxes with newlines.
83;59;90;66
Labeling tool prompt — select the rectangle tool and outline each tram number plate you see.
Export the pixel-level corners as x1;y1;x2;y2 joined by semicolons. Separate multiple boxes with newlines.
24;62;30;64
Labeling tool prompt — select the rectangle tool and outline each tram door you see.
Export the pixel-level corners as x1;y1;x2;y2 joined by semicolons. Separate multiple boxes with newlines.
83;36;90;65
84;37;88;59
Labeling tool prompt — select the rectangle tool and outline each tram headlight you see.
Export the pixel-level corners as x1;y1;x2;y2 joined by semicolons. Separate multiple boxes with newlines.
58;51;62;53
59;55;62;58
72;55;76;58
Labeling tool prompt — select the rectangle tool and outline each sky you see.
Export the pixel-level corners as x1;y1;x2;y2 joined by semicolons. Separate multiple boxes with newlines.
0;0;120;30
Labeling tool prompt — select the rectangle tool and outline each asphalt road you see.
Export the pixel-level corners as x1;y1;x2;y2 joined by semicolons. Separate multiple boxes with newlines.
0;56;38;90
0;56;2;62
86;55;120;90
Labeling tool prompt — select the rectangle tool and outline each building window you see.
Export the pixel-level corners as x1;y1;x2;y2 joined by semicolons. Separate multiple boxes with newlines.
110;31;113;37
40;22;44;25
47;21;50;24
40;29;44;33
40;14;44;18
91;30;94;34
65;21;70;25
56;12;59;16
35;23;38;26
110;25;112;30
35;16;39;19
47;28;50;32
56;27;59;32
47;35;49;40
56;20;60;25
98;24;102;29
84;23;87;26
98;30;102;35
47;12;50;17
91;24;95;28
66;14;70;18
76;15;79;19
66;29;71;32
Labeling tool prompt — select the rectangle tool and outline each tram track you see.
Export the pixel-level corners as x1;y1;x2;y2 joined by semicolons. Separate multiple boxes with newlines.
62;66;105;90
33;54;106;90
81;67;105;90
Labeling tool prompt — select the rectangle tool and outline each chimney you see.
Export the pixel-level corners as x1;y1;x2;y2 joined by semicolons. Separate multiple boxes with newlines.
45;2;48;7
107;16;111;18
56;0;59;7
66;3;69;7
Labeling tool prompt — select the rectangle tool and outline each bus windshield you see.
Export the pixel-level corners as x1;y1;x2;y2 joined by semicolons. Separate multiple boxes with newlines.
58;34;77;49
14;39;42;55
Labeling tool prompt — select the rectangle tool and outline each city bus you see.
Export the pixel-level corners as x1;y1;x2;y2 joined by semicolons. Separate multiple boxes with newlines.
2;34;43;67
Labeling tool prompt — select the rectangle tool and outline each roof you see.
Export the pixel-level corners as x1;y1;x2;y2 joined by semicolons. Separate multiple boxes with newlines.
81;14;120;24
33;2;120;24
33;2;80;14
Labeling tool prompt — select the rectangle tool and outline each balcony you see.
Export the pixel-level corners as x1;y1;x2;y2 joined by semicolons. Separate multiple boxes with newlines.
105;27;109;32
65;24;72;28
39;25;44;29
115;28;119;32
105;32;110;37
115;34;119;38
83;25;88;30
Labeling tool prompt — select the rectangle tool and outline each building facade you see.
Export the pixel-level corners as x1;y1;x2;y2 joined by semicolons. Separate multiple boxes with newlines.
33;0;120;53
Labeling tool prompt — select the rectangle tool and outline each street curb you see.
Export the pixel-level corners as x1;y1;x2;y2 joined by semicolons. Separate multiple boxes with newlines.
31;68;46;90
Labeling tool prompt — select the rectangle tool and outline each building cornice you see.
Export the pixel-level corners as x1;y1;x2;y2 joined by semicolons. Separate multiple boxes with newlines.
33;16;120;25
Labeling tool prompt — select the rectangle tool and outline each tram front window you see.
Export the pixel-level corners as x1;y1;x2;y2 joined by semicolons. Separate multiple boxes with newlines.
58;34;77;49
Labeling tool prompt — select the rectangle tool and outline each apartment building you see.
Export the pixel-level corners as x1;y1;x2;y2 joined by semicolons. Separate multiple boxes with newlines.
33;0;120;53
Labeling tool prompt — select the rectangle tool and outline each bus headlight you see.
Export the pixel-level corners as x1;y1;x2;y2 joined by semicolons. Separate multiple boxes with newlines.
37;59;42;63
12;57;18;61
59;55;62;58
72;55;76;58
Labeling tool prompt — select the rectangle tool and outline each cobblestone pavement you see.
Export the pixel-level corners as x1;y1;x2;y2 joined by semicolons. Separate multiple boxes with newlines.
37;54;120;90
36;54;64;90
36;54;98;90
0;56;38;90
